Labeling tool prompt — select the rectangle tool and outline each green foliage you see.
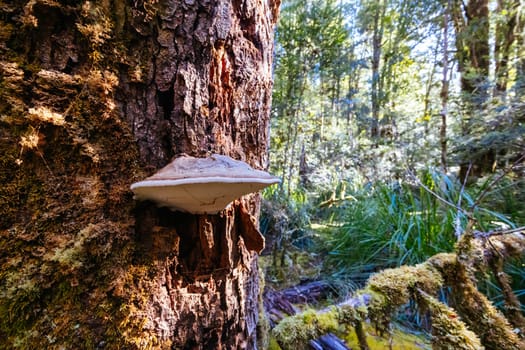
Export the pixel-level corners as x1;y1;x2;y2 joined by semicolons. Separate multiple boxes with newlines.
271;0;357;194
261;186;312;241
268;0;525;347
260;186;323;287
322;169;518;282
272;0;525;195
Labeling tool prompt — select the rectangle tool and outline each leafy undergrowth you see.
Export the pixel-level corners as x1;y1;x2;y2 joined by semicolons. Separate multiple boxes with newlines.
322;170;517;280
260;249;323;290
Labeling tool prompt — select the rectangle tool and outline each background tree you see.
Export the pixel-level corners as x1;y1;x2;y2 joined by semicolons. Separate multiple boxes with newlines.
271;0;351;194
494;0;520;95
450;0;525;180
0;0;279;348
440;0;451;172
270;0;524;193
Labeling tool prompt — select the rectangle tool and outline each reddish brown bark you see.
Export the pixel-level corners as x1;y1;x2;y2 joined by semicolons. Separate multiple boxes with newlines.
0;0;279;348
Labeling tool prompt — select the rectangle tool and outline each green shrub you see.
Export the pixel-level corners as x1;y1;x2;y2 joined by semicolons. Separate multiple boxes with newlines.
323;169;517;283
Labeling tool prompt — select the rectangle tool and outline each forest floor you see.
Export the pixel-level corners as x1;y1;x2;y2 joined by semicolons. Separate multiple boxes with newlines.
260;249;432;349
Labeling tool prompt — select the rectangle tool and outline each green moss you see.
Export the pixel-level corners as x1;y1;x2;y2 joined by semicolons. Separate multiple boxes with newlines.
268;336;283;350
0;2;156;347
272;308;341;348
272;303;431;350
317;308;340;331
365;263;443;335
429;253;525;350
272;261;446;349
0;284;41;337
273;248;525;350
419;291;482;350
344;323;431;350
0;56;144;348
367;264;443;305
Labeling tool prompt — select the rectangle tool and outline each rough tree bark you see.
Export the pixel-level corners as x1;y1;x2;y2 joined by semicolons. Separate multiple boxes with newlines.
451;0;492;180
0;0;279;348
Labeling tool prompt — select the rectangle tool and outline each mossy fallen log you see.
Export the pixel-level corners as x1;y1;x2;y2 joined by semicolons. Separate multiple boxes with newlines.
272;231;525;350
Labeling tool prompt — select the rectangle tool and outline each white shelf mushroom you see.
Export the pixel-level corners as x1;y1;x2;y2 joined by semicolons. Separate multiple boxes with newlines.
130;154;280;214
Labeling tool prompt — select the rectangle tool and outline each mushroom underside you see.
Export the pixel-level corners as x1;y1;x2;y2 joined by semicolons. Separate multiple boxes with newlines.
131;178;277;214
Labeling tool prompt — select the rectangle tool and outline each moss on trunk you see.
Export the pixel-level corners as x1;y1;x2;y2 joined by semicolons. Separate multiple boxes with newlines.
0;0;279;348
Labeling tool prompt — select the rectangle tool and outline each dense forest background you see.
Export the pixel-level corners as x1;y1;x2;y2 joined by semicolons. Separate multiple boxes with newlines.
270;0;524;192
262;0;525;347
0;0;523;348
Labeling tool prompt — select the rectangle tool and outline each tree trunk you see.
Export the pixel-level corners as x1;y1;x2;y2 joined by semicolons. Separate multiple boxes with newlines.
369;0;386;140
494;0;519;96
452;0;490;101
451;0;491;180
516;8;525;83
0;0;280;349
440;0;451;173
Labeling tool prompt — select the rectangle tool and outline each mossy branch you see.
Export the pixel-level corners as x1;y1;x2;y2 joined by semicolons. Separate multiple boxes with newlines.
272;232;525;350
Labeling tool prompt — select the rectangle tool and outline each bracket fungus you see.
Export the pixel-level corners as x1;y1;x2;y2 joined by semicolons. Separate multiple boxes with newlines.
130;154;280;214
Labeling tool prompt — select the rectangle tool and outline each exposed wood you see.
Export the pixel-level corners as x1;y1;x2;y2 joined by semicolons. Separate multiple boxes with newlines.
278;281;334;304
238;200;266;253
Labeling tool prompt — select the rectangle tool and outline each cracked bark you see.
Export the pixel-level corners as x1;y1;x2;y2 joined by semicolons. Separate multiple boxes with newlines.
122;0;280;345
0;0;280;348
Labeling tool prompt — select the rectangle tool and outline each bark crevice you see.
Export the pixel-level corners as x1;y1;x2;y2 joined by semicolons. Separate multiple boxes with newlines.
0;0;278;348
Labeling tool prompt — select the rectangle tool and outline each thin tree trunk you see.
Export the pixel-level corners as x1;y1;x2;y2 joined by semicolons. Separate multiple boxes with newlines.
440;0;451;173
370;0;386;140
516;8;525;82
494;0;520;96
283;71;306;197
422;35;441;136
0;0;280;348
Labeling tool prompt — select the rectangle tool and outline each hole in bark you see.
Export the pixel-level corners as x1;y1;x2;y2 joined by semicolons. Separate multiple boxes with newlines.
134;202;177;258
182;339;198;350
158;87;175;120
134;203;231;280
64;57;75;74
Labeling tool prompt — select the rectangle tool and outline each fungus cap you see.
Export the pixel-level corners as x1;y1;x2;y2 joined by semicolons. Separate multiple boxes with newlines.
130;154;280;214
